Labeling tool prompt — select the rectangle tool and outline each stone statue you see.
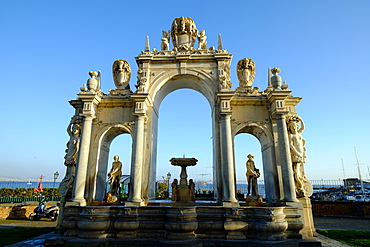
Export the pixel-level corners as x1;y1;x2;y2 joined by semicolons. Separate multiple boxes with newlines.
287;115;312;197
237;58;256;87
220;64;232;90
161;30;170;51
246;154;260;196
197;30;207;49
189;179;195;201
59;116;82;198
108;155;122;196
171;179;178;201
112;60;131;90
171;17;198;51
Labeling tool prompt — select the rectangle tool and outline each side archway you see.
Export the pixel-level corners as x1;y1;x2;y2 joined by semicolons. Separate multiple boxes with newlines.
89;124;133;201
234;123;279;202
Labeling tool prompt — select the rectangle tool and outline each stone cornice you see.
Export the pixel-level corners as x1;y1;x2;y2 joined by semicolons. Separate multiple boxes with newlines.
98;98;135;108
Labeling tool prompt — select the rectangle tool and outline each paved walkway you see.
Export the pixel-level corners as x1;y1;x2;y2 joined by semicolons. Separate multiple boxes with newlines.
2;216;370;246
314;216;370;231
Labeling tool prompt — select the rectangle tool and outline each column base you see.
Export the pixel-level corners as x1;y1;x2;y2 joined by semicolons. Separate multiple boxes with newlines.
125;201;146;206
222;201;240;207
66;199;86;206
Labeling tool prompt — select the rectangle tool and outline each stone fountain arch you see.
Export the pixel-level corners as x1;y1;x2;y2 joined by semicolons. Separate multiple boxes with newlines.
58;17;317;243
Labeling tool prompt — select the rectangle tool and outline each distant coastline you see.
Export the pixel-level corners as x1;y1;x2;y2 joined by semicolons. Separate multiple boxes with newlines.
0;176;56;182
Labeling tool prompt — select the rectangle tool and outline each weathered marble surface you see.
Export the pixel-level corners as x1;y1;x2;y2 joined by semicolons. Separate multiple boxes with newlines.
59;205;303;241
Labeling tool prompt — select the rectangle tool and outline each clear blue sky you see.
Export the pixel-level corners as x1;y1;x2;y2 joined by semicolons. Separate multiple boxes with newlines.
0;1;369;183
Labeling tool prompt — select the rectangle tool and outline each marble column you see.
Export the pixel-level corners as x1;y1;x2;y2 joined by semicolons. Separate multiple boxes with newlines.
220;114;237;203
128;114;145;203
276;113;297;202
71;115;94;205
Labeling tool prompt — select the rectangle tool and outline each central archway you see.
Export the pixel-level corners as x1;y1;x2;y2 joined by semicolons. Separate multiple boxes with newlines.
156;89;212;192
148;74;219;199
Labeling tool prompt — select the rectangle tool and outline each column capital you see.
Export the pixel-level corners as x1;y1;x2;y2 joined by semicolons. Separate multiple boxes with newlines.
266;90;291;102
216;92;234;113
77;92;102;104
132;94;150;116
267;91;291;117
80;114;96;120
77;93;101;118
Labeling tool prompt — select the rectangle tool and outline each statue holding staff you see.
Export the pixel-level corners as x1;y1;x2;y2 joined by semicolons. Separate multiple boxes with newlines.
108;155;122;196
246;154;260;196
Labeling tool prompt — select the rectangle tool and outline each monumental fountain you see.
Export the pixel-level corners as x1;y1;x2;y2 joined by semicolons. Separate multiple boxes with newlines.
54;17;320;246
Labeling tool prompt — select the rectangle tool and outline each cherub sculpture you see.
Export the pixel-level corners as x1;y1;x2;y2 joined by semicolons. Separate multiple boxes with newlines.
198;30;207;49
161;30;170;51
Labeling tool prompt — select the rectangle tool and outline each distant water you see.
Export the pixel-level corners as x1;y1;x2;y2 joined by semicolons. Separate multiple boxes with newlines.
194;183;266;197
0;181;61;189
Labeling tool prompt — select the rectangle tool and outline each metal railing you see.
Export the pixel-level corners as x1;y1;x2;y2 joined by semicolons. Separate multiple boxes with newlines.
0;196;61;203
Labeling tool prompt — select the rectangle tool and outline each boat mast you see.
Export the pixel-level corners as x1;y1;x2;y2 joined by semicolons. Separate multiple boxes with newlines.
341;158;346;179
355;147;366;200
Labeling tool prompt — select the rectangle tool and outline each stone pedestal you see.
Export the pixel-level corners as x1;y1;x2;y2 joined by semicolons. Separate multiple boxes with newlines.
286;197;316;238
298;197;316;238
246;195;263;203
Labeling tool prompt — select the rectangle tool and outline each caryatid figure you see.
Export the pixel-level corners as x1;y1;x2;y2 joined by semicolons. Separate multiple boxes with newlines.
245;154;260;196
108;155;123;196
287;115;312;197
59;116;82;198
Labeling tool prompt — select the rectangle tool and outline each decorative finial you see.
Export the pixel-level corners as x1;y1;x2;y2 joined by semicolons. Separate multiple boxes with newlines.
145;36;150;52
80;83;87;92
270;67;283;90
281;80;289;90
218;34;223;50
86;71;99;92
271;67;280;75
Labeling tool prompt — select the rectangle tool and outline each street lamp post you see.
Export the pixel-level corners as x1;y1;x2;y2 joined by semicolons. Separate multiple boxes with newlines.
53;171;59;198
166;172;171;198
